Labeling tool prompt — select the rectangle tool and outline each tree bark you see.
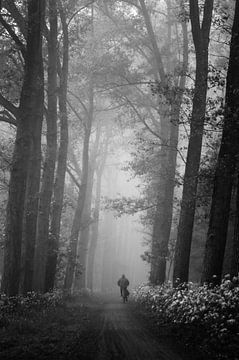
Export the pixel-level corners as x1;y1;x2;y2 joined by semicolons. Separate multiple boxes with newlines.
150;111;178;284
33;0;58;293
2;0;27;39
149;6;188;284
201;1;239;284
139;0;165;82
87;127;110;290
64;80;94;291
63;126;91;291
74;124;100;290
173;0;214;286
45;1;69;292
2;0;45;296
74;167;94;290
230;172;239;277
87;168;102;291
22;93;43;294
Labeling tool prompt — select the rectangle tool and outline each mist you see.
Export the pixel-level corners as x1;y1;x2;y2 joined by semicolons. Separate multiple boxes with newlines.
93;147;149;292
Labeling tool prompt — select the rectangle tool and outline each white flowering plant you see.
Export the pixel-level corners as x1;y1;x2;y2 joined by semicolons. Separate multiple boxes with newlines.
132;278;239;359
0;290;64;329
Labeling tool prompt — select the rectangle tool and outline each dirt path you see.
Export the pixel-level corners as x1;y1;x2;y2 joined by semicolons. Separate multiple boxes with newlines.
94;296;185;360
0;295;189;359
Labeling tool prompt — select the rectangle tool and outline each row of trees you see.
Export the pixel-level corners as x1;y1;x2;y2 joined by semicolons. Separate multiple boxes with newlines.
0;0;138;296
103;0;239;286
0;0;239;296
0;0;69;295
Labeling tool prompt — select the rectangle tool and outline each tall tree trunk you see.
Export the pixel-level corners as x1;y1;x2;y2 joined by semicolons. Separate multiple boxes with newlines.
150;115;178;284
139;0;168;285
230;171;239;277
221;182;237;276
74;168;94;290
87;128;109;290
87;168;102;291
173;0;214;286
139;0;165;82
22;96;43;294
101;167;118;292
64;128;91;291
201;1;239;284
64;75;94;291
45;1;69;292
33;0;58;293
2;0;45;296
149;12;188;284
74;122;101;290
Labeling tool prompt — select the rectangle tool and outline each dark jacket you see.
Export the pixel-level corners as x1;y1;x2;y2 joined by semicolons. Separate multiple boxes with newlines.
117;277;129;289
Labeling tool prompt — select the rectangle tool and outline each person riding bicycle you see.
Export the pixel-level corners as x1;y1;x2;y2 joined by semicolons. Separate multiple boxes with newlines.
117;274;129;297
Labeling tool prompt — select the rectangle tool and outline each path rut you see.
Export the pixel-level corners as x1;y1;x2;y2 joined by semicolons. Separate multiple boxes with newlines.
95;297;184;360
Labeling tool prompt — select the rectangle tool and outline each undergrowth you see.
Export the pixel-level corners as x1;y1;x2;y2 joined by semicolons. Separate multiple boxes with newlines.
132;277;239;360
0;290;100;360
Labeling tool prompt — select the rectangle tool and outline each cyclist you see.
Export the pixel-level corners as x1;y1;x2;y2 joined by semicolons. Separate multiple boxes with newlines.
117;274;129;297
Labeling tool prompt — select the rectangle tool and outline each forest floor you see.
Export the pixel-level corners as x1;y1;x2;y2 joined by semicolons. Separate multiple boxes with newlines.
0;294;203;360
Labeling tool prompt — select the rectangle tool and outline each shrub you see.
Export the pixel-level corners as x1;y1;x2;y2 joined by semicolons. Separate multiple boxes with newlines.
132;278;239;359
0;290;64;331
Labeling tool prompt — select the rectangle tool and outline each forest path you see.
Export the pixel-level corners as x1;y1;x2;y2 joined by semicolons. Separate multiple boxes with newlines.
0;294;189;360
94;295;185;360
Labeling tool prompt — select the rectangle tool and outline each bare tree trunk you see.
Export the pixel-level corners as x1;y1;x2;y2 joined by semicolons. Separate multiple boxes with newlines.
139;0;165;82
201;1;239;284
173;0;214;285
150;12;188;284
2;0;45;296
230;172;239;277
45;1;69;292
87;168;102;291
64;127;91;291
74;168;94;290
87;127;109;290
33;0;58;293
74;122;101;290
150;119;178;284
22;100;43;294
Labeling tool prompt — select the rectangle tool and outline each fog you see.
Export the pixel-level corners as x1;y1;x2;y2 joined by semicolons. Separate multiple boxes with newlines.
92;141;149;292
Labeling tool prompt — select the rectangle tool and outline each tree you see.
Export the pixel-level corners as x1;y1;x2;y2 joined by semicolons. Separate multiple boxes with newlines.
149;2;188;284
45;0;69;292
103;0;189;284
201;0;239;284
2;0;45;296
74;121;101;290
33;0;58;292
173;0;214;285
64;81;93;292
87;125;110;290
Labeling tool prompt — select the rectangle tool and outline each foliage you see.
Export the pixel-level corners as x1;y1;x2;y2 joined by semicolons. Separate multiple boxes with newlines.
0;290;64;328
103;195;147;216
132;278;239;359
0;290;101;359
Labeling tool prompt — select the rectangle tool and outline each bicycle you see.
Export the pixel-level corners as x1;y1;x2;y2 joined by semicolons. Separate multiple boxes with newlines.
122;287;129;303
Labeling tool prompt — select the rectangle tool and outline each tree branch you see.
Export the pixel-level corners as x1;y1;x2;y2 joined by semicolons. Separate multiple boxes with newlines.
67;0;97;26
201;0;214;41
0;110;17;125
66;166;81;189
0;13;26;59
67;99;85;124
2;0;27;39
189;0;201;50
68;89;90;119
138;0;166;83
0;93;19;118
